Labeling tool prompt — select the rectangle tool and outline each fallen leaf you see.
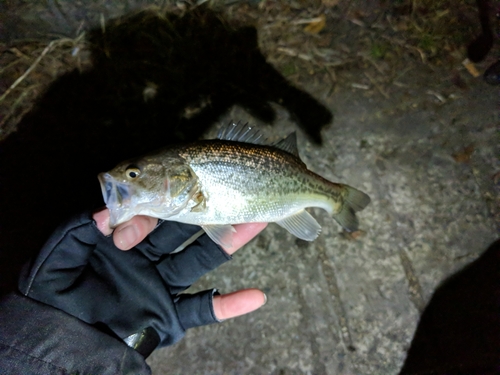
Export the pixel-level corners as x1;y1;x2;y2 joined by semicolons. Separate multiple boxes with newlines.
317;34;332;47
452;145;474;163
322;0;340;6
304;14;326;34
451;71;467;89
493;171;500;185
462;58;480;78
395;21;409;31
341;230;366;241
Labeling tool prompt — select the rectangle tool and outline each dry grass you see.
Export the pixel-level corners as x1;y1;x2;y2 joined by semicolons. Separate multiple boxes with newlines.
0;0;488;139
0;34;90;140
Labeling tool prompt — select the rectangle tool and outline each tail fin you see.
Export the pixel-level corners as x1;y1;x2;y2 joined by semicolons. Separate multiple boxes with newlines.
332;186;371;232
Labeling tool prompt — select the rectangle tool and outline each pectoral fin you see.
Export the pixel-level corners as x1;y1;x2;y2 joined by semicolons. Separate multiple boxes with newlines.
202;224;237;248
277;210;321;241
190;192;207;212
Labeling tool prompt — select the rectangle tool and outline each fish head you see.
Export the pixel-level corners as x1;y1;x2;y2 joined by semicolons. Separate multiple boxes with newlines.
98;157;199;227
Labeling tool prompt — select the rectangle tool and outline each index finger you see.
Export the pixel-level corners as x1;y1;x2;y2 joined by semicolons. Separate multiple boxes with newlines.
116;220;267;253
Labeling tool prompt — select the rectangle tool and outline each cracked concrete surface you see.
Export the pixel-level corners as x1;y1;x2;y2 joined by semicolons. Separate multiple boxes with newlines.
147;78;499;374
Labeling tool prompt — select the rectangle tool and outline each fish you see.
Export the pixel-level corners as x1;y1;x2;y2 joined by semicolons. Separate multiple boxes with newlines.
98;122;370;247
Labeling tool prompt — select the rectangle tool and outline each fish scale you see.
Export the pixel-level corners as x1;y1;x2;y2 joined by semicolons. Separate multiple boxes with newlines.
98;122;370;247
178;143;326;218
183;141;336;197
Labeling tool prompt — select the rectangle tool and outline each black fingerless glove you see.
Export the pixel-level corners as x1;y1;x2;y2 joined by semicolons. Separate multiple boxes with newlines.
18;211;232;357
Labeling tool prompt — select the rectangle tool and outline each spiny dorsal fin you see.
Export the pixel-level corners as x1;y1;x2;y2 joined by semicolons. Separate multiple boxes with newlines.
217;121;265;145
218;122;302;159
273;132;300;158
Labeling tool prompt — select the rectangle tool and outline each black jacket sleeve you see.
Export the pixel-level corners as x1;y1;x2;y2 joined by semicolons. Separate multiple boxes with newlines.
0;292;151;375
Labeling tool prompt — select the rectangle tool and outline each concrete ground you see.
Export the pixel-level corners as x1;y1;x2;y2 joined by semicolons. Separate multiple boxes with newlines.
1;1;499;374
147;75;499;374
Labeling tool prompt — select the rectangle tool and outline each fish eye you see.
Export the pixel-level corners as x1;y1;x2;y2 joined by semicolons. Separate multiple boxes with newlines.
125;165;141;179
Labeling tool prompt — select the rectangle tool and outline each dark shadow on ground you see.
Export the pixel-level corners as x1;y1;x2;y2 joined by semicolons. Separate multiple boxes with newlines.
0;6;332;295
400;238;500;375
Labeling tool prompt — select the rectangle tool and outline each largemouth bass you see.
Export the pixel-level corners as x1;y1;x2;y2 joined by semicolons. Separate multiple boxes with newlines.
98;123;370;247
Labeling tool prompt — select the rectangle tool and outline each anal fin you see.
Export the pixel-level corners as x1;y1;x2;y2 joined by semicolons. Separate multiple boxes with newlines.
276;210;321;241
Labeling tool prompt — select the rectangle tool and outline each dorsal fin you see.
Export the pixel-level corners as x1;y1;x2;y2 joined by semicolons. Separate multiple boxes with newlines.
273;132;300;157
217;121;265;145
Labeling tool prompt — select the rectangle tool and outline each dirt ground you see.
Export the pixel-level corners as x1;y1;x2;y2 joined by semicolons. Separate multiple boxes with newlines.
1;1;499;374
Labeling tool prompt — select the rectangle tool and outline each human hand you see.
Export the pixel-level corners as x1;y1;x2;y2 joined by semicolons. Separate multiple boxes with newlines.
19;209;267;357
94;209;268;320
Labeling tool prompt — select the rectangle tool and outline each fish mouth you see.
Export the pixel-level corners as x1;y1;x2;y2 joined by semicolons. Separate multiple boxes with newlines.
98;173;133;227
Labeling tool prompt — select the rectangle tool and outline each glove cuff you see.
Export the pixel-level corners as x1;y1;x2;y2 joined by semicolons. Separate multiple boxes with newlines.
175;289;221;332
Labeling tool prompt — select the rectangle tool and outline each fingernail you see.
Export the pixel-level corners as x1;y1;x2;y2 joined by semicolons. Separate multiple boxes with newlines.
262;293;267;306
117;225;139;249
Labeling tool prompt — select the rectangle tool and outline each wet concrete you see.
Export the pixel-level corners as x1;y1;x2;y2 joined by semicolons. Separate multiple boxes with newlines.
147;77;499;374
